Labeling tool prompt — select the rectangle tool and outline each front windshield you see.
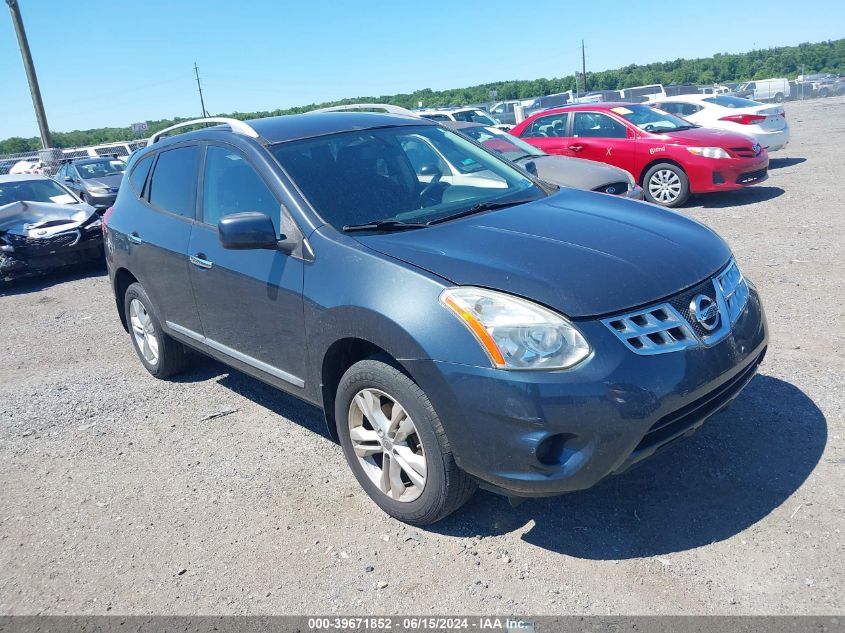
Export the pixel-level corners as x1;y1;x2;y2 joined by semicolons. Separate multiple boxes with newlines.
451;109;498;126
75;159;126;179
615;104;695;132
460;126;544;161
271;124;543;231
0;178;79;205
702;95;762;109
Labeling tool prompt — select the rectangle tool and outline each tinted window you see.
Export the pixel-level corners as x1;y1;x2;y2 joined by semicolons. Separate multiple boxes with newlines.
202;146;279;230
654;102;701;117
148;146;199;217
421;114;450;121
521;113;569;138
702;95;762;109
128;154;153;195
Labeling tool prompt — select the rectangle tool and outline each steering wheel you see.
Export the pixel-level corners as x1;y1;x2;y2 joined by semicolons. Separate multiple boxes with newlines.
418;172;444;206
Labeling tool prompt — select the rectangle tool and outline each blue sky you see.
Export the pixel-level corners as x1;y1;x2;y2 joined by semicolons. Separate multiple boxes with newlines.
1;0;843;140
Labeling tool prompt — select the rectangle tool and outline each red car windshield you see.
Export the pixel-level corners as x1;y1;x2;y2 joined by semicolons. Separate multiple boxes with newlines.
613;104;695;132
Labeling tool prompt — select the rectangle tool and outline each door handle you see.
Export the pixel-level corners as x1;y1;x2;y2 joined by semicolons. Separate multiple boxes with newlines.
568;144;584;152
190;254;213;270
127;232;142;245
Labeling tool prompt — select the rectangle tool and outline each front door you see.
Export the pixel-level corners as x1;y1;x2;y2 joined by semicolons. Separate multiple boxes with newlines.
187;143;307;391
568;111;638;172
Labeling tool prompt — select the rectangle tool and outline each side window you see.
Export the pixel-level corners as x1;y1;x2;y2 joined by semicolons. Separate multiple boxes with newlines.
677;102;701;116
573;112;628;139
521;113;569;138
148;145;199;217
202;145;279;231
128;154;153;196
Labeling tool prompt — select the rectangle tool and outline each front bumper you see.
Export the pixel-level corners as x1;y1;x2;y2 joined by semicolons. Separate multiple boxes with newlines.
0;227;103;280
405;284;768;497
688;154;770;194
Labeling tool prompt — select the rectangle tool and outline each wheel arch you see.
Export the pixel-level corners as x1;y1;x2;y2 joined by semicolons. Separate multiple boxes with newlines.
638;157;688;186
112;267;138;332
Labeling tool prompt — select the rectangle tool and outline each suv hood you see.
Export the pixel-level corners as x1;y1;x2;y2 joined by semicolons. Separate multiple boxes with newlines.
357;190;731;318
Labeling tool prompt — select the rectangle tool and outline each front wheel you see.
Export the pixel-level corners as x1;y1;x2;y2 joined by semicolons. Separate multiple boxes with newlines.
335;359;476;525
123;282;190;378
643;163;690;207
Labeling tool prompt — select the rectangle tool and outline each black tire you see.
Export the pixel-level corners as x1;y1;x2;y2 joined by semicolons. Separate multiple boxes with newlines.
123;282;190;378
642;162;690;207
774;92;784;103
335;358;476;525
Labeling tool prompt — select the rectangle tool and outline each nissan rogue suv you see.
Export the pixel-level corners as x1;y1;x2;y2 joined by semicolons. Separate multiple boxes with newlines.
104;114;768;525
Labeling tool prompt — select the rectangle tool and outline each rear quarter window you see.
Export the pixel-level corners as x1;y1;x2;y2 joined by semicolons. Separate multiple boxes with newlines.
128;154;153;195
147;146;199;217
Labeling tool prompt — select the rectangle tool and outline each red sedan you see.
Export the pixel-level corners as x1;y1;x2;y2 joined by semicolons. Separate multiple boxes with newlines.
510;103;769;206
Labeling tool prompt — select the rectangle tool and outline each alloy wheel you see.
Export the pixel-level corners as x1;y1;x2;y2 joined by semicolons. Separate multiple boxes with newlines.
347;388;427;502
129;298;159;365
648;169;682;204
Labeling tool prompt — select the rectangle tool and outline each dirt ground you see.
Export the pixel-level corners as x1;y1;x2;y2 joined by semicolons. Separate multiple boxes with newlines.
1;96;843;616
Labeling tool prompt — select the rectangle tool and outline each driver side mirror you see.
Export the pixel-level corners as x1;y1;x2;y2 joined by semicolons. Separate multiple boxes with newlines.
219;212;287;251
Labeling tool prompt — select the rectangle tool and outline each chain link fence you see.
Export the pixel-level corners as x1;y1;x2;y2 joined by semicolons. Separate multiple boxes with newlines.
0;140;148;177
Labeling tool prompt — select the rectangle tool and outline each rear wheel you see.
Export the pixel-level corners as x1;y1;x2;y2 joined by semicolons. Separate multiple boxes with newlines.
123;282;190;378
774;92;784;103
335;359;476;525
643;163;690;207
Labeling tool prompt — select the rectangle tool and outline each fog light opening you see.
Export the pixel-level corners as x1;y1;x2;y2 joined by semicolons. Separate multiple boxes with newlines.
536;433;578;466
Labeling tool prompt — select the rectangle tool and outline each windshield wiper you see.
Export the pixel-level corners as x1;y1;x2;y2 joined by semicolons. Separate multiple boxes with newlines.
342;219;429;233
428;198;531;225
671;125;695;132
512;153;539;162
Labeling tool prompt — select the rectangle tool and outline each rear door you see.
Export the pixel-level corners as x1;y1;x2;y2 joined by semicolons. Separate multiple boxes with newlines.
516;112;571;155
126;144;203;333
567;111;637;171
187;143;307;391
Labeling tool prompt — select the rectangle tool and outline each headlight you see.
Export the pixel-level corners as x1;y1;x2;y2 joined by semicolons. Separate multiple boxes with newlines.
88;187;109;195
686;147;730;159
440;287;591;370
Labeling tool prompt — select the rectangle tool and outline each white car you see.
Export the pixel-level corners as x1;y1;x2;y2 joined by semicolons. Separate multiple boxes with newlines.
648;94;790;152
416;107;511;130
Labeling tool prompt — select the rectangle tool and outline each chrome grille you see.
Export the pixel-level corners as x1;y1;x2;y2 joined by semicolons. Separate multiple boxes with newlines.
604;258;751;355
601;304;698;355
715;259;749;325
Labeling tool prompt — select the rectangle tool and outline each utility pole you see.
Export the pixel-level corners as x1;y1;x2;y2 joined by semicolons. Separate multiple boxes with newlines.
6;0;51;149
194;62;209;118
581;40;588;93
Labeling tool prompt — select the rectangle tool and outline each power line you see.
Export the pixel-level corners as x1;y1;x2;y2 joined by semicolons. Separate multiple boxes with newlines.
194;62;209;118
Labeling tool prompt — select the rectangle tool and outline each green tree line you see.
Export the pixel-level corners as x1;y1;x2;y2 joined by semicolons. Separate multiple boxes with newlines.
2;38;843;154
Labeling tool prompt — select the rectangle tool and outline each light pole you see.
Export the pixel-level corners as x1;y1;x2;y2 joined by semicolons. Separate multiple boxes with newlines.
6;0;51;149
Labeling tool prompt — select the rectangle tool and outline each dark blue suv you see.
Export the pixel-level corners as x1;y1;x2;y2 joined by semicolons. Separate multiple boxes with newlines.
104;114;768;525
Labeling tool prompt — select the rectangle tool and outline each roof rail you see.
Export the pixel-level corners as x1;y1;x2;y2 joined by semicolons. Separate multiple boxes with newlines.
310;103;419;117
148;117;260;145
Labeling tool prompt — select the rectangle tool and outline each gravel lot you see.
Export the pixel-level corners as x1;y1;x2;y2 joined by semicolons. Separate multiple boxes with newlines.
1;96;843;616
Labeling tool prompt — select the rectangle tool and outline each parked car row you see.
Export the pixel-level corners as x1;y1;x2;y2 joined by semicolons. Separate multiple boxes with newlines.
511;102;771;207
